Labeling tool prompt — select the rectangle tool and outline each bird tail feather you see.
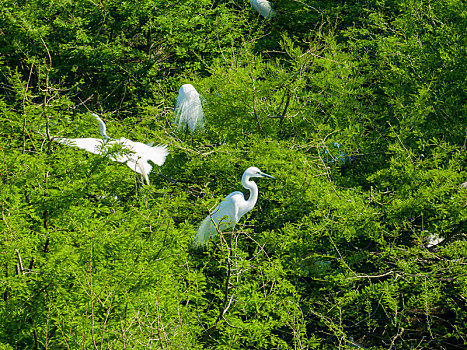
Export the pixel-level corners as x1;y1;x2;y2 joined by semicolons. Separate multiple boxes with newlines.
192;215;215;248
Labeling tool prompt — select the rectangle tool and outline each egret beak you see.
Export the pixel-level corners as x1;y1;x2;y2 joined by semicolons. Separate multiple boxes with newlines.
261;172;275;180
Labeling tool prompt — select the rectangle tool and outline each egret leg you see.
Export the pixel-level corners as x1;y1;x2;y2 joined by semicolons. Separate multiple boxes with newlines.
138;174;150;209
158;170;179;185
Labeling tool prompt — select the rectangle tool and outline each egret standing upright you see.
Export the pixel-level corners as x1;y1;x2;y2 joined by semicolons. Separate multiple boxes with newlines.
192;167;275;248
174;84;205;135
250;0;276;19
57;113;169;186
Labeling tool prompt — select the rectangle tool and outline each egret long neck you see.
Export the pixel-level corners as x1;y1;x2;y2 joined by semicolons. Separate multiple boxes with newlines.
92;114;109;139
241;174;259;215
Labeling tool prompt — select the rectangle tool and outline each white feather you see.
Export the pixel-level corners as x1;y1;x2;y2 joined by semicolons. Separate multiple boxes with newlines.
174;84;205;134
425;232;445;248
250;0;276;19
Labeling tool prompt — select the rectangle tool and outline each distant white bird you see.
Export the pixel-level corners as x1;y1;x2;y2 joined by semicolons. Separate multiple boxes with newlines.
57;114;169;185
250;0;276;19
425;232;445;248
193;167;275;248
174;84;205;134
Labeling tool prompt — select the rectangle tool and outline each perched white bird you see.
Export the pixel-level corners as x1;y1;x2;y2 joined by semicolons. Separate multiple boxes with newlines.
192;167;275;248
250;0;276;20
425;232;445;248
57;114;169;185
173;84;205;134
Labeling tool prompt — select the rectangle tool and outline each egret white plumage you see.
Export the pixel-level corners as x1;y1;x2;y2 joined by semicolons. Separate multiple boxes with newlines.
92;113;109;139
173;84;205;134
425;232;445;248
57;114;169;185
250;0;276;19
192;167;275;248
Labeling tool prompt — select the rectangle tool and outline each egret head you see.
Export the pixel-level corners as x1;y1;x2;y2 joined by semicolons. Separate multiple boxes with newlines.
243;166;275;180
179;84;197;94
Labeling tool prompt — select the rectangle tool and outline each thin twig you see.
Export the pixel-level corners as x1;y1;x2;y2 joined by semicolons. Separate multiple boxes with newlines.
463;127;466;150
250;74;263;135
15;249;24;276
280;91;291;127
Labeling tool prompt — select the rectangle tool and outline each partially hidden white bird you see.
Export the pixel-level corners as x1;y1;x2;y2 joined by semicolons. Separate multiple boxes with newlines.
57;113;169;186
425;232;445;248
192;167;275;248
173;84;205;134
250;0;276;20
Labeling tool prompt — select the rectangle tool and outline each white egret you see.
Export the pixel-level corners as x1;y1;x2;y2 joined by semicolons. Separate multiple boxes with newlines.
192;167;275;248
57;114;169;185
425;232;445;248
250;0;276;20
173;84;205;134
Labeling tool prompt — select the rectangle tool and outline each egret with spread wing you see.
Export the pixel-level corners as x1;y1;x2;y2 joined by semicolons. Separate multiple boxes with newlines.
193;167;275;248
57;113;169;185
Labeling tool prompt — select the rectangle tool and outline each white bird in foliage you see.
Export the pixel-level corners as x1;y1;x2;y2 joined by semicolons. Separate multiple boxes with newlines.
250;0;276;19
57;113;169;186
174;84;205;134
425;232;445;248
192;167;275;248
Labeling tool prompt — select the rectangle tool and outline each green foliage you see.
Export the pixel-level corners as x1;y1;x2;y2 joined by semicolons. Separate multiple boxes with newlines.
1;0;466;348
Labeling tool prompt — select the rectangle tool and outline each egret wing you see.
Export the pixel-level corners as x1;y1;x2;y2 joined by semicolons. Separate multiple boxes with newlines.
102;138;136;163
192;191;243;248
147;144;169;166
193;215;215;248
57;138;106;155
129;142;169;166
211;192;240;230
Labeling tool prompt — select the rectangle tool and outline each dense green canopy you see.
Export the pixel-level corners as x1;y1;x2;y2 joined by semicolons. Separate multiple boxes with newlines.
1;0;466;348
